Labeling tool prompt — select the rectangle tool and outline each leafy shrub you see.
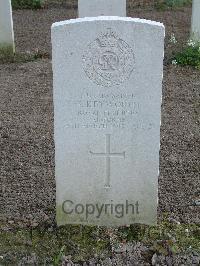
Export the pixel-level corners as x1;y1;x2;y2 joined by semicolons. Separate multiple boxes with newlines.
172;40;200;69
164;0;192;7
11;0;43;9
155;0;192;10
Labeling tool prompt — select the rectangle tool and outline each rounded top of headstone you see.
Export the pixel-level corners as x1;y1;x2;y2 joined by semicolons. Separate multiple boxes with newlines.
52;16;164;30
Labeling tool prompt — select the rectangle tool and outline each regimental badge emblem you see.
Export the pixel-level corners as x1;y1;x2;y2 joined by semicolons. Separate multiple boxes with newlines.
82;28;135;87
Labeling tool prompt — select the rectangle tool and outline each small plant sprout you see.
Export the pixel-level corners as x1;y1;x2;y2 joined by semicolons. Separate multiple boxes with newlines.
187;39;196;47
172;59;178;65
185;228;189;234
170;33;177;44
172;39;200;69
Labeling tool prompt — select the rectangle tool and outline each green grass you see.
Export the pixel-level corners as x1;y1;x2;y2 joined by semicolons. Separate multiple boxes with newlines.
0;223;111;264
0;46;49;64
155;0;192;10
0;45;14;60
11;0;43;9
0;217;199;265
164;0;192;7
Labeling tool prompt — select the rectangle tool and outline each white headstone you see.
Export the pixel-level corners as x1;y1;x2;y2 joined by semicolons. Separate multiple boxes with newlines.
52;17;165;227
0;0;15;53
191;0;200;40
78;0;126;17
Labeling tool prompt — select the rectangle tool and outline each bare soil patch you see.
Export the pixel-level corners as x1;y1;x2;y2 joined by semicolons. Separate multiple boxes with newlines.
12;6;191;56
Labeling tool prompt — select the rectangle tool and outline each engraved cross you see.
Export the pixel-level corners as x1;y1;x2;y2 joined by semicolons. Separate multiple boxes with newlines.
90;134;125;188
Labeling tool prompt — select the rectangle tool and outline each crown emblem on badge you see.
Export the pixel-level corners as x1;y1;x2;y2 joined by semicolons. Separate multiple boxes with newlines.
82;28;135;87
97;28;118;48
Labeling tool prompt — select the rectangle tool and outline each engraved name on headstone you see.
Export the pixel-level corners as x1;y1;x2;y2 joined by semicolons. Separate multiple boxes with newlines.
78;0;126;17
52;17;165;226
0;0;15;53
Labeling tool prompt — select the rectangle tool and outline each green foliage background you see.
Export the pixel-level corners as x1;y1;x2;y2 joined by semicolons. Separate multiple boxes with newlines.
164;0;192;7
11;0;192;10
11;0;43;9
174;44;200;69
155;0;192;10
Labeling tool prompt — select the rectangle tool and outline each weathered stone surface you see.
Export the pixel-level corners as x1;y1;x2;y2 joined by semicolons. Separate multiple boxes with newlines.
51;17;165;226
0;0;15;52
191;0;200;40
78;0;126;17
